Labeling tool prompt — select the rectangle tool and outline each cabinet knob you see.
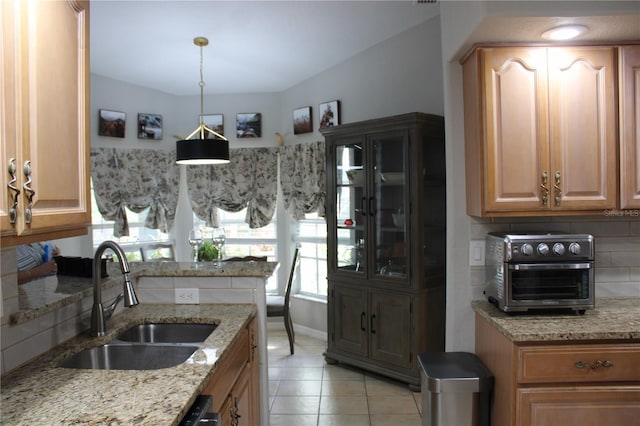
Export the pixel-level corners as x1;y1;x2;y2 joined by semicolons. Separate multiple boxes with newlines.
7;158;20;224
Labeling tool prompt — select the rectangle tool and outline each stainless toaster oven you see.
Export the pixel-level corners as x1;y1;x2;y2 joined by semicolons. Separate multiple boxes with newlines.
484;232;595;314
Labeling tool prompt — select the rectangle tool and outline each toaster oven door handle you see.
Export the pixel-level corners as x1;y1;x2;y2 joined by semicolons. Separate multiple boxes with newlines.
509;262;593;271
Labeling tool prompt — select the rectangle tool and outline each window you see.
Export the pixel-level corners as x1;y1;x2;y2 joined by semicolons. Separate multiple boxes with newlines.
193;208;277;291
294;213;327;299
193;209;276;258
91;181;171;260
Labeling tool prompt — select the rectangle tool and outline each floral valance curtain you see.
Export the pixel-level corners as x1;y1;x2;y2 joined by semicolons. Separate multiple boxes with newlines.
186;147;279;228
90;148;180;237
279;141;326;220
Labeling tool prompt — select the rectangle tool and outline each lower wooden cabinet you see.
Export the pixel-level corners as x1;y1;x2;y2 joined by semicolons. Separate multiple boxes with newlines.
475;314;640;426
517;386;640;426
203;316;258;426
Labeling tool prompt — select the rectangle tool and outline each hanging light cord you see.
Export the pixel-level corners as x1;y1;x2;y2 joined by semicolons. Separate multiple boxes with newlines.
198;42;205;137
181;36;227;142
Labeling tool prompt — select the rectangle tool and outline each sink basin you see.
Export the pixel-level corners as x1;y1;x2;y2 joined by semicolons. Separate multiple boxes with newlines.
59;343;199;370
116;323;217;344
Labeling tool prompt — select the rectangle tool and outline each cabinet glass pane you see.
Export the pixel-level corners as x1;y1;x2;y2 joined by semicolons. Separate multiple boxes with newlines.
335;143;365;274
372;132;407;279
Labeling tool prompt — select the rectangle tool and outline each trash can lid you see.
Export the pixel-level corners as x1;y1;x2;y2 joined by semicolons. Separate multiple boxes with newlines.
417;352;494;393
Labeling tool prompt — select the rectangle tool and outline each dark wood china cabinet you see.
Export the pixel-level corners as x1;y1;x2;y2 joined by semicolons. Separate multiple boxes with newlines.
321;112;446;389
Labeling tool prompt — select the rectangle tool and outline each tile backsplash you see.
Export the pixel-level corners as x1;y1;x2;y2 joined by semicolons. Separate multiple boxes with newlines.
469;216;640;300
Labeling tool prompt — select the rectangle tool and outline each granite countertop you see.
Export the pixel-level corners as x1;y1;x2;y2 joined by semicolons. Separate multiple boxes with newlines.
472;297;640;342
1;303;256;425
12;260;278;325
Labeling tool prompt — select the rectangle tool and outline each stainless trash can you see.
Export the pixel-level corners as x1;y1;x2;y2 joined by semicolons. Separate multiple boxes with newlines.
417;352;493;426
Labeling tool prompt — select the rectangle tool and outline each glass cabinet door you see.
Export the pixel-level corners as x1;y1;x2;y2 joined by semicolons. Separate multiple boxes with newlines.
334;142;366;275
370;131;408;280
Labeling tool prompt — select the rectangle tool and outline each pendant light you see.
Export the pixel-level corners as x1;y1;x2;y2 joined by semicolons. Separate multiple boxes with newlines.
176;36;230;165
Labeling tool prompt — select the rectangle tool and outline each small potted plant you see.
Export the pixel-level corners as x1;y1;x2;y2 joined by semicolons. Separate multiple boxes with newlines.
197;240;219;262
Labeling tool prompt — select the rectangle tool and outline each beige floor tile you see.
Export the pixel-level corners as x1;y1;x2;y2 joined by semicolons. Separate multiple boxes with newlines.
270;396;321;414
318;414;371;426
269;379;279;396
367;395;419;415
270;414;319;426
269;367;283;380
323;365;365;381
277;380;322;396
370;414;422;426
321;380;367;396
365;376;413;396
286;354;326;367
319;396;369;415
280;366;324;380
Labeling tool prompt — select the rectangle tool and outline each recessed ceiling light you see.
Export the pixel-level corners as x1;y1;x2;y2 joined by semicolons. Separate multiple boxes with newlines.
541;24;589;41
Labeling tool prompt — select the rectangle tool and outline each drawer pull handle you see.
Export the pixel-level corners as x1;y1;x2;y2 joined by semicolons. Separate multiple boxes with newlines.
575;360;614;369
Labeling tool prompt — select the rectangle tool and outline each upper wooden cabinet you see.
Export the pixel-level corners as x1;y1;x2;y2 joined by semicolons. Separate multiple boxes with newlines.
1;0;91;246
620;45;640;209
463;45;618;216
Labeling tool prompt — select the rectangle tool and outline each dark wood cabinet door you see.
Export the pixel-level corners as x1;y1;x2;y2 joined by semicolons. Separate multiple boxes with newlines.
331;284;368;357
369;290;411;368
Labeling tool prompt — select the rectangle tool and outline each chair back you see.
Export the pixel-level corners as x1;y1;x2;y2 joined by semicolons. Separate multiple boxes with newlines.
284;248;300;306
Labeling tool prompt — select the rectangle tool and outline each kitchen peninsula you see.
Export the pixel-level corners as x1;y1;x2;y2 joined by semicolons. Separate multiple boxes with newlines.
473;298;640;426
1;303;256;424
4;260;278;425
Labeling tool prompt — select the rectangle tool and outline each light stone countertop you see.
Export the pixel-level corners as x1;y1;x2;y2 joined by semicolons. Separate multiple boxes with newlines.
12;260;278;325
472;297;640;342
1;303;256;425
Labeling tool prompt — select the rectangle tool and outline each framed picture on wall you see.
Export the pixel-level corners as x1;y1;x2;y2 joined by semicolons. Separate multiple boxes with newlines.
293;106;313;135
236;113;262;138
137;113;163;140
319;100;340;129
98;109;126;138
201;114;224;138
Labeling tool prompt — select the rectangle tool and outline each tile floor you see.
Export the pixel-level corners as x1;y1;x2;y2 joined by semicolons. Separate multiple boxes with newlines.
267;328;423;426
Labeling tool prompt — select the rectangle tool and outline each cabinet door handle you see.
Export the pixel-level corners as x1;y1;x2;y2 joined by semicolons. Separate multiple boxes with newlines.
370;314;376;334
369;197;375;216
7;158;20;224
553;171;562;206
575;360;614;369
22;160;35;224
360;312;366;331
540;171;549;206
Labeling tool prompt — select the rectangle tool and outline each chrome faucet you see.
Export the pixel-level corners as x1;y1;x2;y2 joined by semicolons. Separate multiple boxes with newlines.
91;241;139;336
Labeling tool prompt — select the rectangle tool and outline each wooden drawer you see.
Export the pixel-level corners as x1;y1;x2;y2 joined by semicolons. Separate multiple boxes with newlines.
518;343;640;384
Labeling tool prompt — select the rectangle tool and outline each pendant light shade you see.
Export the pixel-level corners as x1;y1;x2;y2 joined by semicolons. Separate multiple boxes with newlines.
176;36;230;165
176;138;229;165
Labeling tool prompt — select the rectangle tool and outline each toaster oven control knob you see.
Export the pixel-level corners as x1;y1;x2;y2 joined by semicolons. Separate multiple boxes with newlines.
521;243;534;256
537;243;549;255
553;243;565;256
569;242;582;255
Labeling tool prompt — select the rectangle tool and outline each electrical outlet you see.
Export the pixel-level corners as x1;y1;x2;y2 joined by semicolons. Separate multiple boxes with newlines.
469;240;486;266
175;288;199;304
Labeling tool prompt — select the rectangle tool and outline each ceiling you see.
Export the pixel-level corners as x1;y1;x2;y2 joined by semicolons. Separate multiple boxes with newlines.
90;0;441;96
91;1;640;96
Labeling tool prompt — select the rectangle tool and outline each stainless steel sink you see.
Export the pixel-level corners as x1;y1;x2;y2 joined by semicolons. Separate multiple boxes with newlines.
59;343;199;370
115;323;217;344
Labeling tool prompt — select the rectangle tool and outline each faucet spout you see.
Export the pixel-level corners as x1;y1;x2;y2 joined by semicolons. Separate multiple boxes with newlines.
91;241;140;336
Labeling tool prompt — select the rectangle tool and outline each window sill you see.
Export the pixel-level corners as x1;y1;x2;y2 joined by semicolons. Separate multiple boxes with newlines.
293;293;327;304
